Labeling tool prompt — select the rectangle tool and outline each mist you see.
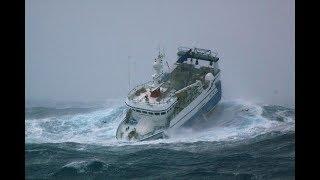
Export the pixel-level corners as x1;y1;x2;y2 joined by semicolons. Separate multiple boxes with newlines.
26;0;294;108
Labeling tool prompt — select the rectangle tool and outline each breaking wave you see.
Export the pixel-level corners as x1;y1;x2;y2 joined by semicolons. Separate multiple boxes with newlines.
25;100;294;146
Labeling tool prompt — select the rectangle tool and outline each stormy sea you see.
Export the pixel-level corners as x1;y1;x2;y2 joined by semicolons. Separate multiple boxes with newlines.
25;100;295;180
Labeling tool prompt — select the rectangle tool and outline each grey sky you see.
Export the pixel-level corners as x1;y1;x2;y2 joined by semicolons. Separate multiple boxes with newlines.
26;0;294;107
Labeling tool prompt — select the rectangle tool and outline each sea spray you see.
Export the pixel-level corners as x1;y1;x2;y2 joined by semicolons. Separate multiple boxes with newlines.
26;100;294;146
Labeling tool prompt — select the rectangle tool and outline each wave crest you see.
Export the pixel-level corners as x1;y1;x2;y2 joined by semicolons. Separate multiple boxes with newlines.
25;100;294;146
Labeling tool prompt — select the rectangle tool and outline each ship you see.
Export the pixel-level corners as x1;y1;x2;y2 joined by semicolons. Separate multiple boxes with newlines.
116;47;222;141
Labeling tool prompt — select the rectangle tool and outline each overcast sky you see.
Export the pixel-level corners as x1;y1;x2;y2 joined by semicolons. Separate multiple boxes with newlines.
26;0;294;107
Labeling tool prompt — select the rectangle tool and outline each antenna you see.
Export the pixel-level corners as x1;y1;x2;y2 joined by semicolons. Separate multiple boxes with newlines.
162;46;166;59
157;44;161;56
166;61;170;71
133;58;136;87
128;56;131;90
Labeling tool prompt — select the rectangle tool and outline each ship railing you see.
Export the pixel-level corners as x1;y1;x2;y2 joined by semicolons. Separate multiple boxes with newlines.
127;81;153;99
127;81;177;105
128;95;176;105
178;47;218;58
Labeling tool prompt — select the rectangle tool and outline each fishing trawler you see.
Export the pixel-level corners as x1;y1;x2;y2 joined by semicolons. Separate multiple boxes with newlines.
116;47;222;141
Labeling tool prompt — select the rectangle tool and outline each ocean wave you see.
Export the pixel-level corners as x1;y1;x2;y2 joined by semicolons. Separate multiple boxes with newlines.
26;131;294;179
51;160;106;177
25;100;294;146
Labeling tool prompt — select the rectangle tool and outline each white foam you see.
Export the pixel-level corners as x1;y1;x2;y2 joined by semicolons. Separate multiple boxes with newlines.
25;100;294;146
25;106;127;144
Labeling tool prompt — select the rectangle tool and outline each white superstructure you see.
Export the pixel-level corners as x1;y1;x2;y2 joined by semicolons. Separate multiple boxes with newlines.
116;47;222;141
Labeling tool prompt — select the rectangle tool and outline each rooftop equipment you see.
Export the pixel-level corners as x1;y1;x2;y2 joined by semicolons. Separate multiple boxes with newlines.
177;47;219;64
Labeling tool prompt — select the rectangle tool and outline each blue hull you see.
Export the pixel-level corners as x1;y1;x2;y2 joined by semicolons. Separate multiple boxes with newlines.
140;80;221;141
182;80;222;127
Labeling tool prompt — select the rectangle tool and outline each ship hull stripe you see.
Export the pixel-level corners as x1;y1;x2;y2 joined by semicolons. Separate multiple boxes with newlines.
169;80;221;128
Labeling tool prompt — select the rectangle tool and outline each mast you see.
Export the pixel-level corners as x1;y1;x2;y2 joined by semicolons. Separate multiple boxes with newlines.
128;56;131;90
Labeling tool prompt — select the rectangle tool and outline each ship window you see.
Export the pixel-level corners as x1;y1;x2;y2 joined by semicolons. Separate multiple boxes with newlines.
142;111;147;114
136;110;141;113
161;112;166;115
155;112;160;115
148;112;153;115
